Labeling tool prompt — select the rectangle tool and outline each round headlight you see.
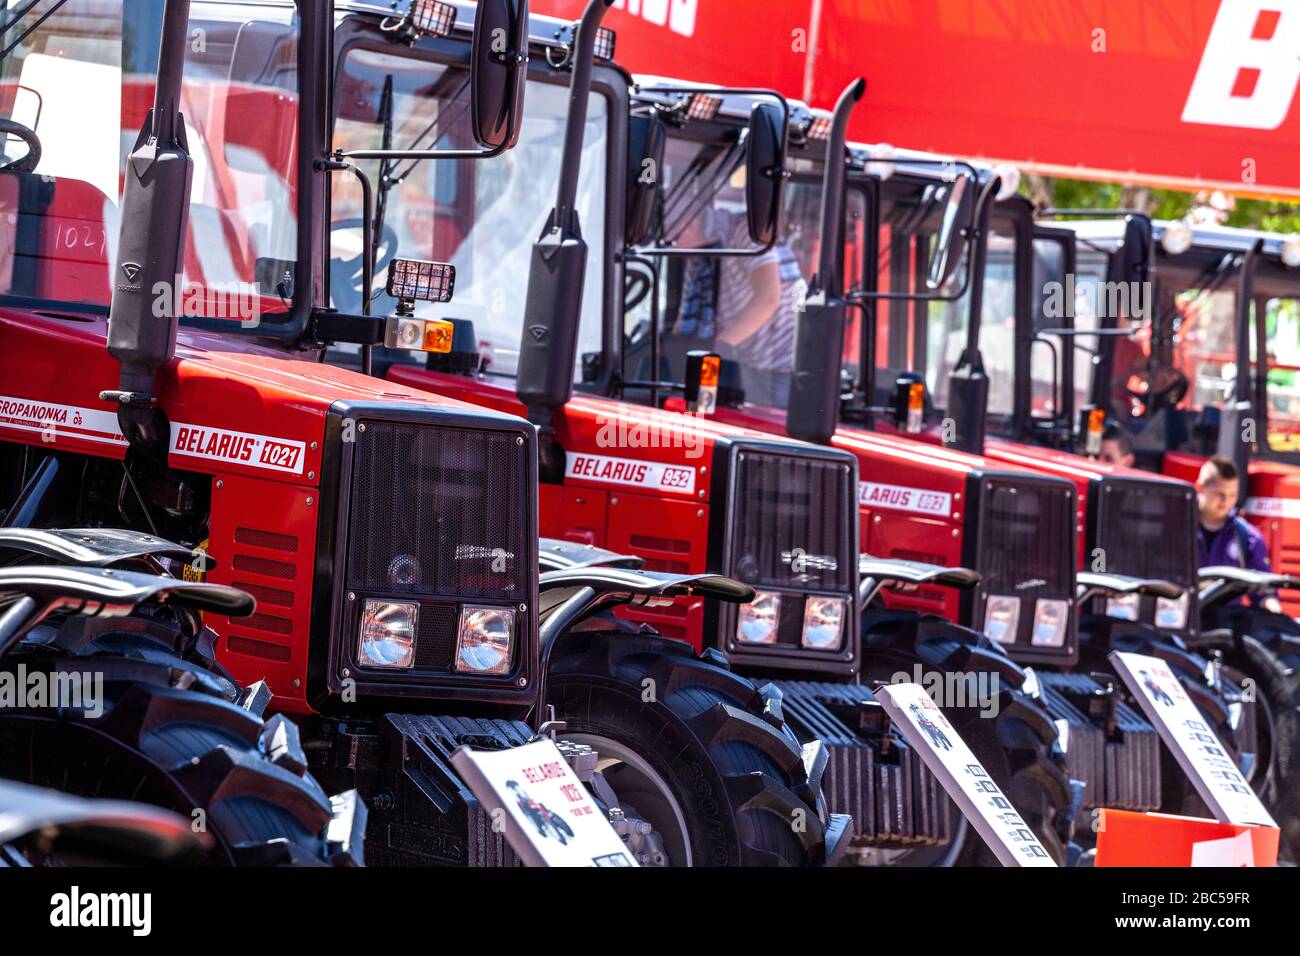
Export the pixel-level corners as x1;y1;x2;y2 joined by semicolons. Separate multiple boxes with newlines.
737;590;781;645
454;605;515;675
358;600;418;669
1281;234;1300;268
1161;220;1194;256
992;163;1021;202
801;596;846;651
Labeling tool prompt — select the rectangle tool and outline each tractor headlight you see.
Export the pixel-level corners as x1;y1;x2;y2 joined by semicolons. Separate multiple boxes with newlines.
358;600;418;669
982;595;1020;644
454;605;516;675
737;590;781;645
1105;592;1140;621
801;596;846;651
1155;592;1190;630
1031;598;1070;647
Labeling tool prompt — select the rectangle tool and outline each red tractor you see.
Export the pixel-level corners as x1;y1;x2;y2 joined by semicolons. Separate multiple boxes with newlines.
1019;212;1300;856
0;0;845;868
538;70;1263;861
370;36;1073;860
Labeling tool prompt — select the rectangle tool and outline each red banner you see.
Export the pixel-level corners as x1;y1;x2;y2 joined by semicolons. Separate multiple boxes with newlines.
534;0;1300;198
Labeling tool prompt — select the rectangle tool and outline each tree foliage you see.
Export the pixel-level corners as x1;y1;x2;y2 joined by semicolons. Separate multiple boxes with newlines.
1020;174;1300;234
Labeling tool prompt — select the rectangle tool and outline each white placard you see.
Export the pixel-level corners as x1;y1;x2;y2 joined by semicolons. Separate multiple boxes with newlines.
1110;651;1276;828
875;683;1057;867
450;739;638;867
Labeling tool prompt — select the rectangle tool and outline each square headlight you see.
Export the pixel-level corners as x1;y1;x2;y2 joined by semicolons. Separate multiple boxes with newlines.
983;595;1020;644
1155;591;1189;630
1105;592;1140;621
454;605;515;675
801;596;845;651
358;599;418;669
1031;598;1070;648
737;590;781;645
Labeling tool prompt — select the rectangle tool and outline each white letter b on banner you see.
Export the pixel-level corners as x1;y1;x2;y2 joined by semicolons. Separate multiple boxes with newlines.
1183;1;1300;129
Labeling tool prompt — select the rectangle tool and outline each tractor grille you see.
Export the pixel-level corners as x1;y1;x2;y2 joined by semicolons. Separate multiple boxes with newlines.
1094;479;1195;589
972;476;1075;654
720;445;857;655
1092;477;1198;633
346;422;529;601
335;418;534;681
726;448;855;595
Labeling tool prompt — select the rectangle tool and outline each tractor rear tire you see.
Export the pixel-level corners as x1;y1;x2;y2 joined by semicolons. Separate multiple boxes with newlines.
1220;635;1300;861
548;626;833;867
0;651;362;867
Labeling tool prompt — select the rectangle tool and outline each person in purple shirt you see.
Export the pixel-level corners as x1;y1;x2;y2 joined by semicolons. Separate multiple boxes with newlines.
1195;456;1281;612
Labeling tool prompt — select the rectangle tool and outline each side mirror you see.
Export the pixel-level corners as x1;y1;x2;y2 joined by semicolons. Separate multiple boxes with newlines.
471;0;529;151
745;102;785;246
626;112;666;246
926;176;971;290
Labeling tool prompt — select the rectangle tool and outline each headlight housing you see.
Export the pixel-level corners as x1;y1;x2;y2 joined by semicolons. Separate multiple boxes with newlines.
801;596;845;651
454;605;516;675
358;599;418;669
1031;598;1070;647
1155;591;1190;630
1105;592;1140;621
737;590;781;645
983;595;1020;644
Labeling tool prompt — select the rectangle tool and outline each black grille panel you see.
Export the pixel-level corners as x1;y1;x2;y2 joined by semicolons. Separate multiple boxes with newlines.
346;422;529;601
974;477;1074;652
1094;479;1196;588
727;449;854;594
414;603;459;670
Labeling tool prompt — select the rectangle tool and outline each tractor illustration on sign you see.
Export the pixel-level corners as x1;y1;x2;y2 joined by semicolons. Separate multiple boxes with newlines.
909;703;954;751
506;780;575;845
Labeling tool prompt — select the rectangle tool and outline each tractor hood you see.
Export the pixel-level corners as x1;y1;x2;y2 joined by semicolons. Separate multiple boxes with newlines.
0;309;529;488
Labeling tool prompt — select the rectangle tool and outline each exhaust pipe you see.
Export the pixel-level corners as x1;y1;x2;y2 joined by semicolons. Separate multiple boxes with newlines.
515;0;615;480
787;79;866;446
101;0;195;461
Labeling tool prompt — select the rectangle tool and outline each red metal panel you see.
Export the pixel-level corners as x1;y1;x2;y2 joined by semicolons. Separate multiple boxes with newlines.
206;473;319;713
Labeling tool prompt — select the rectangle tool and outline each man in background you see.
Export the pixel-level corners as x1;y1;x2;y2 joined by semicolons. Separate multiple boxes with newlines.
1097;424;1136;468
1196;456;1282;612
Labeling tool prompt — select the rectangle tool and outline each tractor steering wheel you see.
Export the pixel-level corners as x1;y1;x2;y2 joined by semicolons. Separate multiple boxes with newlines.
1124;365;1189;413
0;119;42;173
329;217;399;314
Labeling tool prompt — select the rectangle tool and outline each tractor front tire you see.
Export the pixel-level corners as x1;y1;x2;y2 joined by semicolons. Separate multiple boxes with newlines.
548;627;833;867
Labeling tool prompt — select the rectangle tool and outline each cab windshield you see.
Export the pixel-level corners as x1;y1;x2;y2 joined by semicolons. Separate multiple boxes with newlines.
625;139;865;411
330;50;608;382
0;0;299;324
